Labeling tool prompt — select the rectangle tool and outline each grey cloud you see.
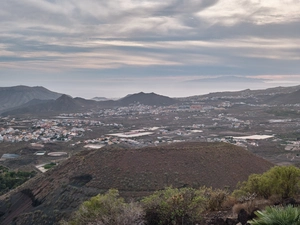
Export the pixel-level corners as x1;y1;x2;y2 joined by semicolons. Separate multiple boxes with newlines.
1;0;300;88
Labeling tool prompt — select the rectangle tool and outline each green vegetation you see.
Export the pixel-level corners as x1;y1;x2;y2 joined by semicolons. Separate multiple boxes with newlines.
234;166;300;199
43;162;57;170
65;189;144;225
249;205;300;225
142;187;205;225
0;166;36;195
65;187;229;225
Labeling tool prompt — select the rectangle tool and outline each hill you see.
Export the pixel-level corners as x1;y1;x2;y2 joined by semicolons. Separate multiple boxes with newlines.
2;91;177;116
0;142;273;224
118;92;177;106
182;85;300;100
265;89;300;105
0;86;61;112
1;95;84;116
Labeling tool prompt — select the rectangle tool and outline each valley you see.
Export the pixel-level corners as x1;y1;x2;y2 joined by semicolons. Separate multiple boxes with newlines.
1;85;300;224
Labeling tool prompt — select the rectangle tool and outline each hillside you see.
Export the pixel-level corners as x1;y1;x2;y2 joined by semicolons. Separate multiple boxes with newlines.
181;85;300;102
118;92;177;106
0;86;61;112
0;142;273;225
2;91;177;116
266;89;300;105
1;95;87;116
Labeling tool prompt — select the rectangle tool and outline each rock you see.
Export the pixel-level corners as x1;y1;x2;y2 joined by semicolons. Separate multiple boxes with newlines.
282;198;297;206
226;217;238;225
237;209;249;225
249;208;259;220
208;218;226;225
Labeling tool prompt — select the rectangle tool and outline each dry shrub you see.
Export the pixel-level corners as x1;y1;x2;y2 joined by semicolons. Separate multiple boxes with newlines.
268;194;283;204
233;202;252;216
199;187;229;211
232;199;271;215
222;195;237;209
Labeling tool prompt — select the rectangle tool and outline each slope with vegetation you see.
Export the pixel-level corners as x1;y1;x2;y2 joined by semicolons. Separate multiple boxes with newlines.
65;165;300;225
0;142;273;224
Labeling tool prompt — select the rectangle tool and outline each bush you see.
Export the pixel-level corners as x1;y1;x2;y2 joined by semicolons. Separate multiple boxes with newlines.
141;187;207;225
66;189;144;225
198;186;229;211
44;162;56;170
236;166;300;199
249;205;300;225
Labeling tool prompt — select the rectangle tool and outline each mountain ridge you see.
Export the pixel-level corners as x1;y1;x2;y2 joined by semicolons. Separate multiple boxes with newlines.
1;90;178;116
0;86;62;113
2;85;300;116
118;92;178;106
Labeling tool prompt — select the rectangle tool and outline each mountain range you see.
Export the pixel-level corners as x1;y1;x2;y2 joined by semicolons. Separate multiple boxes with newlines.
0;86;61;113
1;85;300;116
0;87;178;116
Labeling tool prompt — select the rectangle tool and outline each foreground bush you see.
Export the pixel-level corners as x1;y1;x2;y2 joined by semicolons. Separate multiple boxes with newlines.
199;186;229;211
249;205;300;225
236;166;300;199
141;186;228;225
142;187;205;225
66;189;144;225
65;187;230;225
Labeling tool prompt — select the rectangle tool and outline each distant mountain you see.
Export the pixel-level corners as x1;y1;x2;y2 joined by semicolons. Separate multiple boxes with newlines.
2;95;84;116
52;94;82;111
91;97;109;101
186;76;266;83
0;99;55;114
0;86;61;112
0;142;273;224
266;89;300;105
118;92;177;106
181;85;300;103
1;91;177;116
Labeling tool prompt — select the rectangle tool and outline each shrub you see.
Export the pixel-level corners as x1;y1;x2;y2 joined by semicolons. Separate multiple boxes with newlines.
66;189;144;225
237;166;300;199
198;186;229;211
44;162;56;170
141;187;207;225
249;205;300;225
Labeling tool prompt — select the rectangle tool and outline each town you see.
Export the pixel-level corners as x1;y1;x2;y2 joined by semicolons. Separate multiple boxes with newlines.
1;89;300;171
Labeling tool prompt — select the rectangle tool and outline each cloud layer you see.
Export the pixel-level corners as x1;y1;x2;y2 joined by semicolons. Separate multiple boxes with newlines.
1;0;300;97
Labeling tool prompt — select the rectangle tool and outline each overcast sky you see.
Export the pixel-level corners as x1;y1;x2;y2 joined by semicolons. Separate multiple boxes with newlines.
1;0;300;98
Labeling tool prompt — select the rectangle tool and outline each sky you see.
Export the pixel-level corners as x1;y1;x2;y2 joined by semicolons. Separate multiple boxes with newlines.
1;0;300;98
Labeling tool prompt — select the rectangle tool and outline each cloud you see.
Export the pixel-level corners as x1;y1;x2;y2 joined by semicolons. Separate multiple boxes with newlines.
1;0;300;97
198;0;300;25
